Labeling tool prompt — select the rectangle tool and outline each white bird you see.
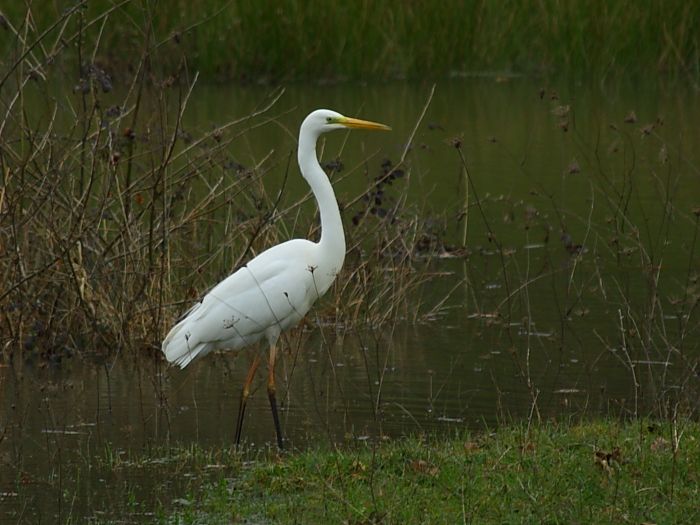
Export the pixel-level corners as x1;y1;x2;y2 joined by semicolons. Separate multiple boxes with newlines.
162;109;391;448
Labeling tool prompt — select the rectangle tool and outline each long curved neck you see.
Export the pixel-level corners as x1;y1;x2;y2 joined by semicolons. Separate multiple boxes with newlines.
298;127;346;267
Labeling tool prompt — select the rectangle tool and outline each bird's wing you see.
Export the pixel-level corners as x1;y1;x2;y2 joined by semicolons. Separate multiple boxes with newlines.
162;248;318;368
199;258;317;340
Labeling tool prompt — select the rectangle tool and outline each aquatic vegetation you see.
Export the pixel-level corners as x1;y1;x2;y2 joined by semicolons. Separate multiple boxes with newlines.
0;7;440;362
2;5;700;524
0;1;698;82
0;2;698;419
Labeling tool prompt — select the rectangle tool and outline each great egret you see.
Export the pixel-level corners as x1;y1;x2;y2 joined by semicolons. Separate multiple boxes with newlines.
162;109;391;449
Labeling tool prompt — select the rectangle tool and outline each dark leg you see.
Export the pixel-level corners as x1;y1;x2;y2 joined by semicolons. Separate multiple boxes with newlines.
267;344;284;450
235;354;261;445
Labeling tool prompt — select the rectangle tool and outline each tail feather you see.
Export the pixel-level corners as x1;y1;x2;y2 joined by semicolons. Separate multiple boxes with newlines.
161;318;212;368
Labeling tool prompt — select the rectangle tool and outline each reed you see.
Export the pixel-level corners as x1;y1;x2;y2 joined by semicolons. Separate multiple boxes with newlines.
0;4;441;362
1;0;698;82
1;2;698;420
439;85;700;425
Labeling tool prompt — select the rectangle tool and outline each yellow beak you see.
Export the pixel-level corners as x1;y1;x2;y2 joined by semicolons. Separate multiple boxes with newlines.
339;116;392;131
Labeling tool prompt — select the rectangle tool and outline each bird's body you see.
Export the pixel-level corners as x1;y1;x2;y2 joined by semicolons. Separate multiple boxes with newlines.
162;238;337;368
161;109;390;448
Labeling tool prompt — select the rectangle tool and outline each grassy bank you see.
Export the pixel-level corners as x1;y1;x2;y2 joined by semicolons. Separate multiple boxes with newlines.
1;1;699;82
139;419;700;524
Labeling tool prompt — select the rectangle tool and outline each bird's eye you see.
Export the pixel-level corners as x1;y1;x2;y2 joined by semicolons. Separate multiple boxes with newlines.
326;117;333;123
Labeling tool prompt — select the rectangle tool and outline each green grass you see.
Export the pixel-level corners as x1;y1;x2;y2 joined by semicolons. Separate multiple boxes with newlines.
1;0;699;81
163;419;700;524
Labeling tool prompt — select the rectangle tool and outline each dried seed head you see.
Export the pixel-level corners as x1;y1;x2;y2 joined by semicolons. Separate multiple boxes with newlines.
551;105;570;118
640;123;654;136
105;105;121;118
28;68;42;82
73;78;90;94
447;135;463;149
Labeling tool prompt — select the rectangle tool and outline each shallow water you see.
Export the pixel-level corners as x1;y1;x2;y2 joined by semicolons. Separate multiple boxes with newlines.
0;321;639;522
2;77;700;522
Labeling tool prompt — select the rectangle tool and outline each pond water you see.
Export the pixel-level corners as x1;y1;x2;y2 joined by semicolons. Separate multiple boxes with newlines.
2;78;700;522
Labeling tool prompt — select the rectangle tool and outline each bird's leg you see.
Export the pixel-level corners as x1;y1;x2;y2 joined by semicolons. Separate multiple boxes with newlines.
235;354;261;445
267;343;284;450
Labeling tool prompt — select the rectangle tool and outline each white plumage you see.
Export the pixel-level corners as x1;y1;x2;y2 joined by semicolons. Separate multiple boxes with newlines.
161;109;391;447
162;240;326;368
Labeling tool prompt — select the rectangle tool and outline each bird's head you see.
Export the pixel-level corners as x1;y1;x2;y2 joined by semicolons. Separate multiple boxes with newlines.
302;109;391;137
